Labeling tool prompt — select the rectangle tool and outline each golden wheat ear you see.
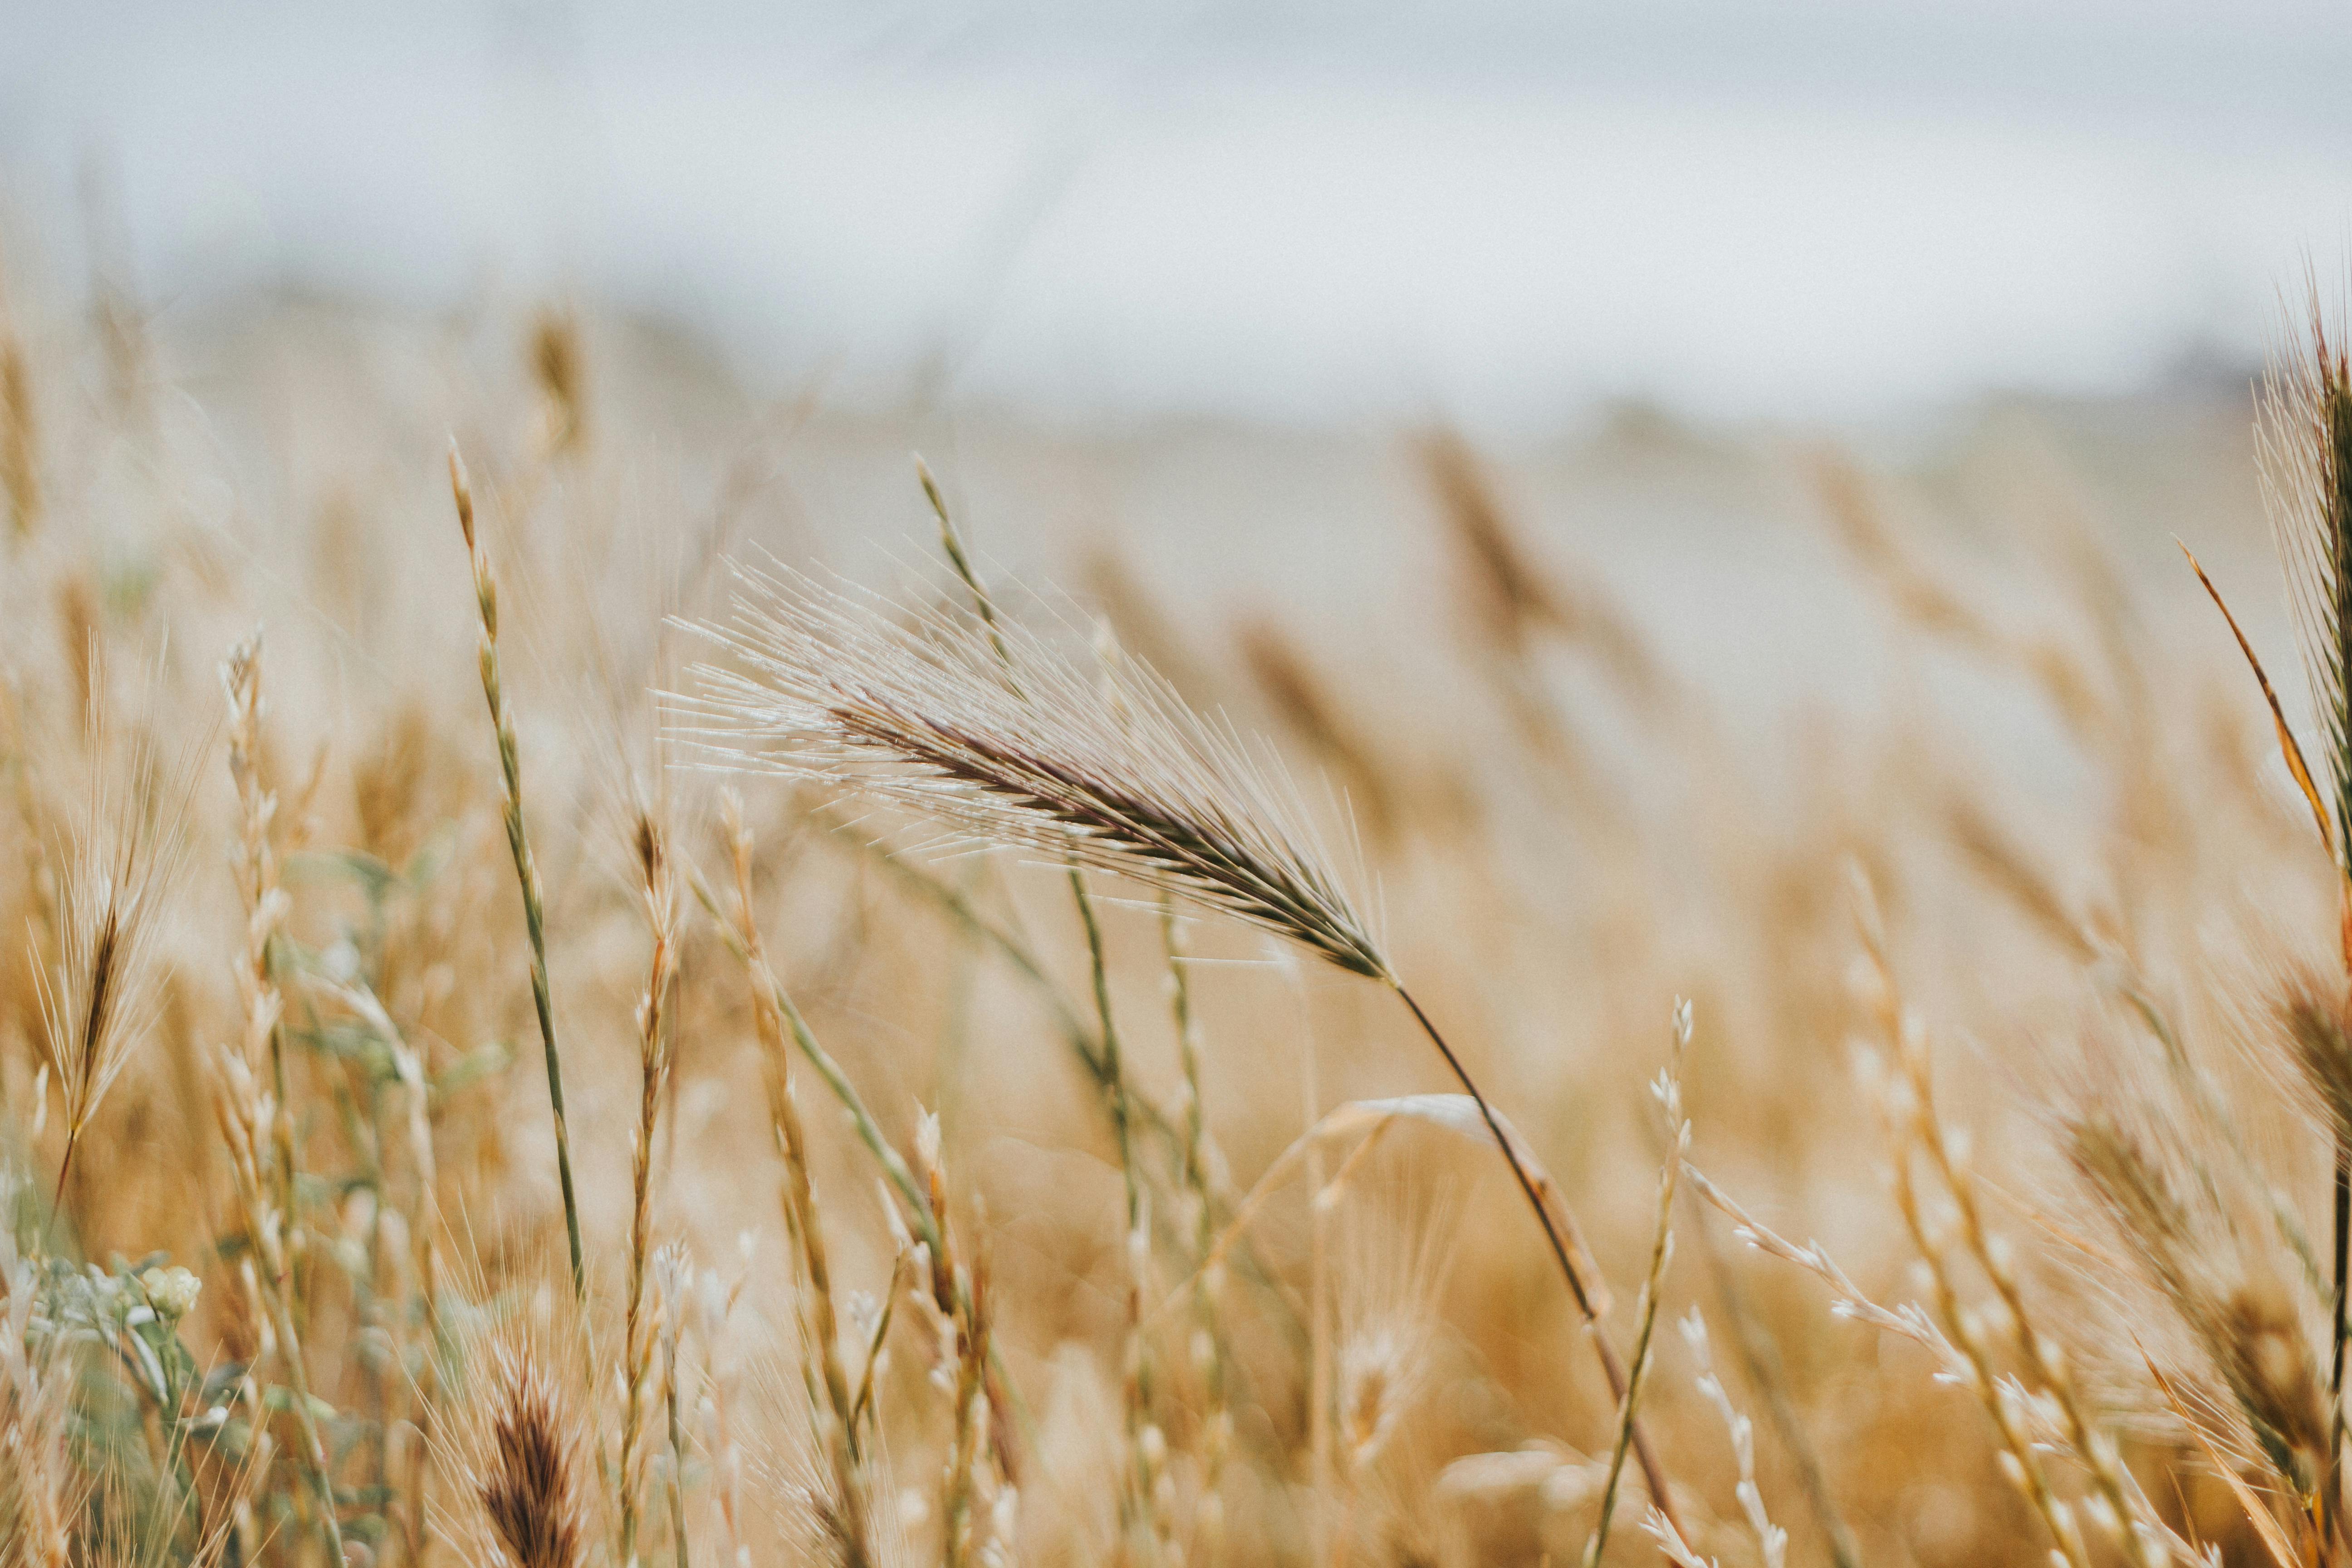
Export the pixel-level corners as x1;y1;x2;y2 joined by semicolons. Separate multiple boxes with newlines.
2257;289;2352;1513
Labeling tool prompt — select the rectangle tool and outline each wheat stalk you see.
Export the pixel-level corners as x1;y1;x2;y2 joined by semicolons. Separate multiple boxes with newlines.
1583;1000;1692;1568
2257;289;2352;1519
449;444;587;1303
716;797;872;1567
621;811;681;1568
681;555;1682;1529
1166;897;1230;1567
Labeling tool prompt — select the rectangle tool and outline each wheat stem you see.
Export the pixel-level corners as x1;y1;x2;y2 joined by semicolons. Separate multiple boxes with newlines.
449;443;586;1304
622;814;680;1567
1583;1002;1692;1568
1391;982;1681;1534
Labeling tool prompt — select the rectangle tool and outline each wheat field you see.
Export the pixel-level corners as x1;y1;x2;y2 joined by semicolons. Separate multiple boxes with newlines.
1;263;2349;1568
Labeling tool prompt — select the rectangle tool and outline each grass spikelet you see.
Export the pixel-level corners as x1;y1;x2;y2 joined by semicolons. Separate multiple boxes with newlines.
450;442;587;1304
220;635;301;1262
2068;1108;2329;1510
478;1336;590;1568
33;706;190;1221
1678;1309;1787;1568
1853;869;2180;1568
686;559;1385;979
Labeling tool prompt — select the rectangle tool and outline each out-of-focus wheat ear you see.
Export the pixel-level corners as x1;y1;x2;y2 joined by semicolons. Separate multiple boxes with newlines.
620;808;681;1568
2069;1107;2332;1501
2283;976;2352;1143
479;1337;590;1568
450;442;586;1305
222;635;304;1259
528;309;588;457
33;695;190;1230
0;323;37;539
1582;1001;1693;1568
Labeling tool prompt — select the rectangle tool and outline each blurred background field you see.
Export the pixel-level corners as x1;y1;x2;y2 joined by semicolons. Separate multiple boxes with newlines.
5;6;2352;1567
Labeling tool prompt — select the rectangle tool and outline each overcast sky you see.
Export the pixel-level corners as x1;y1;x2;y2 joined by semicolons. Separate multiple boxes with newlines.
5;1;2351;430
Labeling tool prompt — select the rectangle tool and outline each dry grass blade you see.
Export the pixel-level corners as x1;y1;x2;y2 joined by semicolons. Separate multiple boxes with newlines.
2179;539;2331;855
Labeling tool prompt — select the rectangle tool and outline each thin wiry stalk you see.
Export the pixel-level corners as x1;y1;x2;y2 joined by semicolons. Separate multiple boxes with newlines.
1166;897;1230;1568
697;795;936;1255
449;444;586;1304
622;812;681;1568
679;559;1676;1522
1070;860;1162;1551
2259;292;2352;1522
653;1243;693;1568
940;1192;995;1568
1583;1001;1691;1568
